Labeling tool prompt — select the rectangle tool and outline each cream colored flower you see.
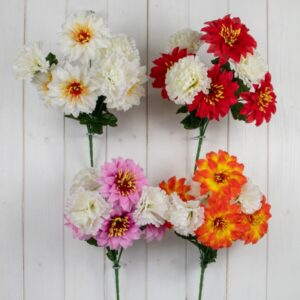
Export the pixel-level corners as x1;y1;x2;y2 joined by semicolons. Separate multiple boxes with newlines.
13;42;49;80
60;11;111;63
70;167;100;194
167;29;203;53
165;55;210;105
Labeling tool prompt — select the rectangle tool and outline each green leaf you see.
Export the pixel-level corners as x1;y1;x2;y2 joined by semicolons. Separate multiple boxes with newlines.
106;249;118;262
180;112;202;130
230;102;247;121
86;238;98;247
211;57;219;65
176;105;188;114
234;78;250;96
46;52;58;66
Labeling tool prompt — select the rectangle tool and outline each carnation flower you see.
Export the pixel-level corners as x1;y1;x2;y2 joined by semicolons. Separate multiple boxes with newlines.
99;158;148;211
144;224;168;242
134;186;169;227
188;64;238;120
60;11;111;63
70;167;100;194
13;42;49;80
165;55;210;105
168;193;204;236
47;62;99;117
65;187;111;238
97;210;141;250
230;51;268;87
236;180;263;214
201;14;257;62
167;29;203;53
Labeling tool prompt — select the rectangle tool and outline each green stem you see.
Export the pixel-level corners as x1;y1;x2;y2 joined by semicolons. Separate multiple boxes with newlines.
111;248;123;300
114;267;120;300
194;119;209;172
87;124;94;167
198;264;206;300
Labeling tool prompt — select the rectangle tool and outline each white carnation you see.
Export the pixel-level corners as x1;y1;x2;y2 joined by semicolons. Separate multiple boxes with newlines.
134;186;169;227
230;51;268;88
166;55;210;105
70;167;100;194
168;193;204;236
65;187;111;236
13;42;49;80
167;29;203;53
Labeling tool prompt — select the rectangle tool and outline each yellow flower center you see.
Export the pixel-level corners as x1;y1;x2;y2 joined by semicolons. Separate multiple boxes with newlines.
109;216;130;237
42;73;53;92
257;88;272;112
62;80;87;101
204;84;224;106
71;23;94;44
214;172;227;183
220;24;241;47
115;170;137;196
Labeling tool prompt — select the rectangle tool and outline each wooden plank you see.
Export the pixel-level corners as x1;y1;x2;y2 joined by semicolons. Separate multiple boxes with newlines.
0;0;24;299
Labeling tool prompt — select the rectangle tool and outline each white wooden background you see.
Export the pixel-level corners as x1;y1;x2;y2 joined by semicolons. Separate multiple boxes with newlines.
0;0;299;299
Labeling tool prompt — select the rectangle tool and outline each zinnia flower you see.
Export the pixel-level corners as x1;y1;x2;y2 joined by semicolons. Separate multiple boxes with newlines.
144;224;168;242
240;72;277;126
70;167;100;194
188;64;239;120
193;150;247;204
97;210;141;250
99;158;148;212
240;197;271;244
13;42;49;80
201;14;257;62
60;11;111;63
195;203;246;249
165;55;210;105
150;47;190;99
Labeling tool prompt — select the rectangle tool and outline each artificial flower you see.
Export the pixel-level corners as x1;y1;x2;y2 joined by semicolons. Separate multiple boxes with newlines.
70;167;100;194
240;197;271;244
97;210;141;250
47;62;99;117
99;157;148;212
240;72;277;126
195;203;246;249
144;224;168;242
165;55;211;105
201;14;257;62
60;11;111;62
188;64;239;120
134;186;169;227
13;42;49;79
167;29;203;53
193;150;247;203
159;176;195;201
150;47;190;99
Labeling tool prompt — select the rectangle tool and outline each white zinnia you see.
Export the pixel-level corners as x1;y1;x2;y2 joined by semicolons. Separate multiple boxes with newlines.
134;186;169;227
60;11;111;63
168;193;204;236
47;62;99;117
70;167;100;194
167;29;203;53
65;187;111;236
165;55;210;105
237;180;262;214
230;51;268;88
13;42;49;80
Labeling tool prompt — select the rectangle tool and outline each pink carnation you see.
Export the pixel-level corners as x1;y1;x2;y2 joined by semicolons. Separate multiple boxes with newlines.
144;224;167;242
97;210;141;250
99;158;148;211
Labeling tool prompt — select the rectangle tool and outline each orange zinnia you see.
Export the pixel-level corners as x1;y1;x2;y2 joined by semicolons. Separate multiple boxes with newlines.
240;197;271;244
159;176;195;201
193;150;247;204
195;202;247;250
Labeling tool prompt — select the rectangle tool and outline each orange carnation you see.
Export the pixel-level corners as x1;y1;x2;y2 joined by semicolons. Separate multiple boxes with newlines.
240;197;271;244
193;150;247;204
159;176;195;201
195;203;247;250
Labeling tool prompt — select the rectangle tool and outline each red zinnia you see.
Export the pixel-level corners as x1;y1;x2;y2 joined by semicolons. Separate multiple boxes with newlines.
150;47;191;99
201;14;257;62
188;64;239;120
240;72;276;126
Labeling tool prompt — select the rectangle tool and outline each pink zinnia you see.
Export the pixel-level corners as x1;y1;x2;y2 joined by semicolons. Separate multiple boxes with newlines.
144;224;167;242
99;158;148;211
97;210;141;250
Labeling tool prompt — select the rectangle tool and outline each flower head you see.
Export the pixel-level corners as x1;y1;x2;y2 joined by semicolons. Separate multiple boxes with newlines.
13;42;49;80
60;11;111;62
144;224;168;242
193;150;247;204
167;29;203;53
240;72;276;126
240;197;271;244
166;55;210;105
99;158;148;212
97;210;141;249
188;64;238;120
70;167;100;194
201;14;257;62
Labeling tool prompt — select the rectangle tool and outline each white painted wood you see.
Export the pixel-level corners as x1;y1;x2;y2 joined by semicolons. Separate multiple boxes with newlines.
0;0;24;300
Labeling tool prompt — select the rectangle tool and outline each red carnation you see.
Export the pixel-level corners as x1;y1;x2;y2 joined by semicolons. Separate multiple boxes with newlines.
188;64;239;121
240;72;276;126
150;47;191;99
201;14;257;62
